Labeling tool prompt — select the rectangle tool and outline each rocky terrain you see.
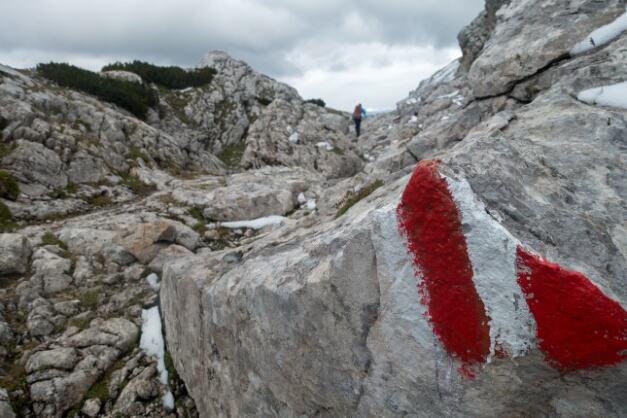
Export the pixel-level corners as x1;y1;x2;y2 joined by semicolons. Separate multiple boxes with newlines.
3;0;627;416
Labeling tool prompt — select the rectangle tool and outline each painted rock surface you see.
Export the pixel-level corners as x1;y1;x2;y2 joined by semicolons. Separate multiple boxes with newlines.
397;161;627;376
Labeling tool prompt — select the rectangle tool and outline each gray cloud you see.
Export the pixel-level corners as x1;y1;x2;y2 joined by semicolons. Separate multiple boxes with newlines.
0;0;485;109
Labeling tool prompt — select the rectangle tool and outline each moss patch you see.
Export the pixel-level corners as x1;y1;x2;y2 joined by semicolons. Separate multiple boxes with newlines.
41;232;69;250
128;146;150;165
0;201;12;224
217;141;247;169
121;174;156;196
192;222;207;235
331;147;344;156
334;180;384;219
164;351;179;381
0;171;19;201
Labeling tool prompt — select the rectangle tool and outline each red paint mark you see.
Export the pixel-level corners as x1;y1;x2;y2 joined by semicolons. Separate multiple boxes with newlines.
516;246;627;369
397;161;491;372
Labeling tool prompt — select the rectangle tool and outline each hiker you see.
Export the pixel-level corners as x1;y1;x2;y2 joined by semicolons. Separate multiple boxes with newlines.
352;104;367;137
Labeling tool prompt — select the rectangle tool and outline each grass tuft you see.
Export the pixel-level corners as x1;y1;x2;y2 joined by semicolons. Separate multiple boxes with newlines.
334;180;384;220
41;232;69;250
217;141;247;169
0;171;19;201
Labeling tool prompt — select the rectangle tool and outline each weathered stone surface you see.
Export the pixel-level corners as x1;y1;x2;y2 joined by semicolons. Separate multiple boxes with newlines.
57;228;136;266
113;364;158;415
0;321;14;344
0;388;16;418
113;220;177;264
80;397;101;418
2;140;68;190
173;166;324;222
468;0;626;98
148;244;194;274
0;233;32;275
25;348;80;373
65;318;139;351
30;355;102;417
242;99;364;179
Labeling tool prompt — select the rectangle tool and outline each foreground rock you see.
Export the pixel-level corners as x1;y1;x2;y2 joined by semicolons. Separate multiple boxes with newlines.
161;1;627;417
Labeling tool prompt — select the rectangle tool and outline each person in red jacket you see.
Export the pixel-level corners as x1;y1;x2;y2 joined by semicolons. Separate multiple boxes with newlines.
352;104;367;137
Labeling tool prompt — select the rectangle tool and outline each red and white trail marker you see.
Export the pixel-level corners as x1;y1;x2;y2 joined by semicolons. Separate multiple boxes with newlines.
396;161;627;377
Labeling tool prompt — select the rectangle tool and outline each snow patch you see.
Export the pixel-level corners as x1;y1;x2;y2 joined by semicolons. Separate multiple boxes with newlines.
438;90;460;99
162;391;175;409
408;115;418;124
306;199;317;210
140;307;168;385
288;132;299;143
315;141;334;151
219;215;287;229
571;12;627;55
146;273;161;292
297;192;306;204
578;82;627;109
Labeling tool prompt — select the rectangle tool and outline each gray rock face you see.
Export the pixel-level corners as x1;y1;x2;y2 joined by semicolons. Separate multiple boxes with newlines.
3;140;68;189
0;388;16;418
468;0;626;98
172;166;325;222
25;348;80;373
0;233;32;275
65;318;139;351
458;0;509;72
242;100;364;179
159;2;627;417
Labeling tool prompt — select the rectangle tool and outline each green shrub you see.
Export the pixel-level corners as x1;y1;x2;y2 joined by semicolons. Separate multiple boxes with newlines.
128;146;150;164
0;171;19;201
41;232;69;250
331;147;344;156
192;222;207;235
255;96;272;106
66;181;79;194
88;194;113;206
334;180;384;219
0;202;12;223
164;351;179;381
217;141;247;169
102;61;216;90
305;98;325;107
37;62;158;119
188;207;205;222
121;174;156;196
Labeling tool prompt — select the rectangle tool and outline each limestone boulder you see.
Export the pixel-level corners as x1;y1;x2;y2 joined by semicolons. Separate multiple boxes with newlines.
64;318;139;351
25;348;80;373
172;166;325;222
0;233;32;275
57;228;135;265
2;140;68;190
468;0;626;98
113;220;177;264
0;388;16;418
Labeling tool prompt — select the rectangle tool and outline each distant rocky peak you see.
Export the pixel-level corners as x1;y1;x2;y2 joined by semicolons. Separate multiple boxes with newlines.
195;50;249;73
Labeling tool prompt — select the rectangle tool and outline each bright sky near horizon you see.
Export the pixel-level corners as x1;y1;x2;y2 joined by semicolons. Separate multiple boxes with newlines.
0;0;485;112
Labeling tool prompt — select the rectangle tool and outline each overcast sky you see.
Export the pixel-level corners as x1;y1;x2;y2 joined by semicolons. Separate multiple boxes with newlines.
0;0;484;112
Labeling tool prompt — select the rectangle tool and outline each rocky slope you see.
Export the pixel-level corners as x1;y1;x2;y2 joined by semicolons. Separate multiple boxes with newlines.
3;0;627;416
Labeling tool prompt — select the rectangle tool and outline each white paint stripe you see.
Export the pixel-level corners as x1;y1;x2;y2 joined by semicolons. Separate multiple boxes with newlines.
371;201;435;349
445;176;536;361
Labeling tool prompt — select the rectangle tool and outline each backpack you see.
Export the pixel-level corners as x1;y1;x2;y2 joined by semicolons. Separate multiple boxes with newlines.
353;105;361;120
